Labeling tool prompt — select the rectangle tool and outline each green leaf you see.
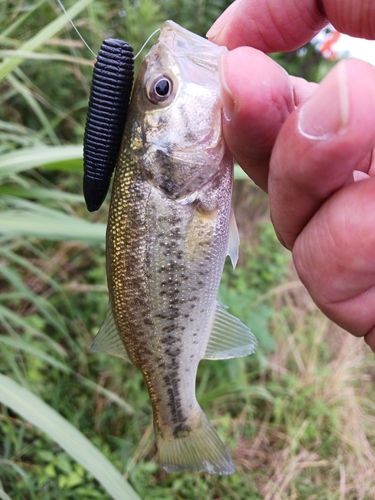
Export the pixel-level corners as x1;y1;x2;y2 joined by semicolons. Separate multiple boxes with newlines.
0;374;141;500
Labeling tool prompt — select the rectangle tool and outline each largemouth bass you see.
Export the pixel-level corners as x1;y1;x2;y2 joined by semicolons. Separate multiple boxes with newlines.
91;20;257;475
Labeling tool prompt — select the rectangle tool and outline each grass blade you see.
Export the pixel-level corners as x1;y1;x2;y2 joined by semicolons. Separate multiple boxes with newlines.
0;197;105;243
0;145;83;177
0;50;91;66
0;209;106;243
0;487;12;500
0;304;66;356
0;185;83;202
0;0;94;82
0;374;141;500
0;265;68;336
6;73;59;145
0;335;134;414
1;0;47;38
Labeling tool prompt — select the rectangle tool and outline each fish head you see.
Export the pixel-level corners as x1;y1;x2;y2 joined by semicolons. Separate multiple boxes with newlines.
126;21;229;199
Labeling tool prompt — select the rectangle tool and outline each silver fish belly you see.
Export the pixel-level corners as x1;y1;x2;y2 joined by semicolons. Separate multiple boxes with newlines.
91;20;257;475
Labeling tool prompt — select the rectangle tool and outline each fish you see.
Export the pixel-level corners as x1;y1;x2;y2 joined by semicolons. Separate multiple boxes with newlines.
90;20;257;475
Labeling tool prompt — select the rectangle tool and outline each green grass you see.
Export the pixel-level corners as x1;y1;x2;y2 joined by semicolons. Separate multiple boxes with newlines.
1;1;375;499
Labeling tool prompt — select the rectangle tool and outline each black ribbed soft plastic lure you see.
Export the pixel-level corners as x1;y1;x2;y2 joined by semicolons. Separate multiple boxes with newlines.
83;39;134;212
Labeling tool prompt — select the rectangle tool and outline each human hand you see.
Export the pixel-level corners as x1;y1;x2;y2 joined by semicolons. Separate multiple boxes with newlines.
207;0;375;350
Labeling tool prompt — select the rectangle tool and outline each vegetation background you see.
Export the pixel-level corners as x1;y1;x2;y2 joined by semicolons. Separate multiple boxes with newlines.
1;0;375;499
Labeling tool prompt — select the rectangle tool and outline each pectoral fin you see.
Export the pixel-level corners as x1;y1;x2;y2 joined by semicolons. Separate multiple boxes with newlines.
203;302;257;360
90;304;131;362
227;209;239;269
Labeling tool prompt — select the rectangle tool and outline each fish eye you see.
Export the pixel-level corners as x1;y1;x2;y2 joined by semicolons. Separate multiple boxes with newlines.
147;75;173;104
155;79;170;96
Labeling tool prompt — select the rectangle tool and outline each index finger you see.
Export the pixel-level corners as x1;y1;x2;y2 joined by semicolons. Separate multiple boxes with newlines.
207;0;375;52
207;0;327;51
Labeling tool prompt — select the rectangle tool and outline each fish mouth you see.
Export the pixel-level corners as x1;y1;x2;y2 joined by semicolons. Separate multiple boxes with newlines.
158;20;227;71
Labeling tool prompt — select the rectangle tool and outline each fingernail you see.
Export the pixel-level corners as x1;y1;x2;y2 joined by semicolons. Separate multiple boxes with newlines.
206;0;242;40
219;53;235;121
353;170;370;182
298;62;350;140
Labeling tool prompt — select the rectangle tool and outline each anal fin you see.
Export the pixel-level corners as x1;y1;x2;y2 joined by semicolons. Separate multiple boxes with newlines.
90;304;131;362
203;302;257;360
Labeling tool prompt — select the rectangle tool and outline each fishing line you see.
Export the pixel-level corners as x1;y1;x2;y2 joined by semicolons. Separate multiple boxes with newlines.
56;0;160;60
55;0;96;56
134;29;161;59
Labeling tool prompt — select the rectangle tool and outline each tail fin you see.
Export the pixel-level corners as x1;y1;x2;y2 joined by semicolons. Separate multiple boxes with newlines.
156;407;235;475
